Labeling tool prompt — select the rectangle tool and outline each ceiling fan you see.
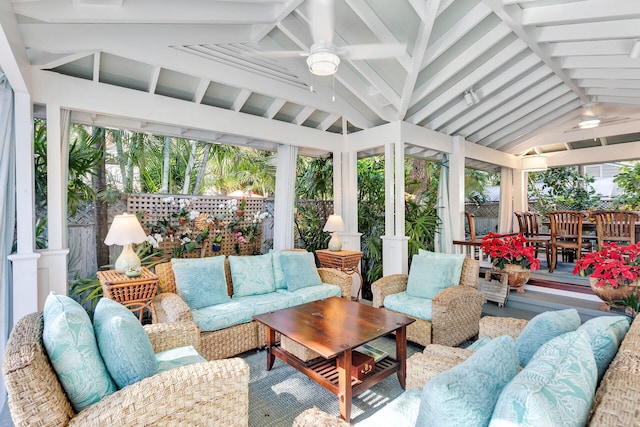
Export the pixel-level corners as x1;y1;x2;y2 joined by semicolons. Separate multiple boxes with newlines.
578;102;605;129
258;0;406;76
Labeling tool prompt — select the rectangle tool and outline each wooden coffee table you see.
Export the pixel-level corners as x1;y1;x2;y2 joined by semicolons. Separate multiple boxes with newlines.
252;296;415;421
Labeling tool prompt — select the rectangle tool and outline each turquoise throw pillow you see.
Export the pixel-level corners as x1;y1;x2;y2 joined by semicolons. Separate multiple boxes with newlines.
490;330;597;427
272;250;322;292
577;315;630;381
416;336;520;427
229;253;275;297
406;255;458;299
172;256;230;310
155;345;207;373
93;298;157;389
417;250;466;285
515;308;581;366
42;293;116;411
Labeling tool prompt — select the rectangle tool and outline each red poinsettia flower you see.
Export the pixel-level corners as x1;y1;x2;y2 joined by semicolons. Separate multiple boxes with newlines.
574;242;640;287
480;232;541;271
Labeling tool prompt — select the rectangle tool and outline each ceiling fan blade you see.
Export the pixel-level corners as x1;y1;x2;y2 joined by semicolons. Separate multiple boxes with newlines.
309;0;334;45
339;43;407;60
244;50;308;58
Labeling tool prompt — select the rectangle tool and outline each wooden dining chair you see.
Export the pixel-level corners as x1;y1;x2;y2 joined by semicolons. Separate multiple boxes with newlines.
594;210;639;251
547;210;591;273
520;211;551;267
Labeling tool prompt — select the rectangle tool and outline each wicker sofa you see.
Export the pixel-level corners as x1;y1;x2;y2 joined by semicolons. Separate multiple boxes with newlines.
371;256;484;347
293;314;640;427
2;312;250;427
154;255;352;360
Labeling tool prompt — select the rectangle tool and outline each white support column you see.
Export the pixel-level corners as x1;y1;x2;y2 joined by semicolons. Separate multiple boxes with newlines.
273;144;297;250
382;139;408;275
8;91;40;321
337;150;361;252
513;167;527;214
450;136;466;241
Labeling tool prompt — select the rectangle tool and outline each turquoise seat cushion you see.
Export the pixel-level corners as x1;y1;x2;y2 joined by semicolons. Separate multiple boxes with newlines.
278;283;342;303
417;250;466;286
490;330;597;427
417;336;520;427
171;257;230;310
406;255;460;299
191;300;255;332
233;292;302;316
383;292;432;321
357;388;422;427
156;345;207;373
93;298;157;389
228;253;276;297
577;315;630;381
515;308;581;366
42;293;117;412
466;336;493;352
272;250;323;291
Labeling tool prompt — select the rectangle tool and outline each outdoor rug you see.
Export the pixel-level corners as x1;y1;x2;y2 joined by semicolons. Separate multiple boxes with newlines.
244;335;422;427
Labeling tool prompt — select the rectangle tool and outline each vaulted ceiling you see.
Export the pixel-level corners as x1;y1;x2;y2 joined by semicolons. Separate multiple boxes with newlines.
4;0;640;166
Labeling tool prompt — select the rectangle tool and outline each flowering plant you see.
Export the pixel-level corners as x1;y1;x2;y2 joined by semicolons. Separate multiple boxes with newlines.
480;232;541;270
573;242;640;287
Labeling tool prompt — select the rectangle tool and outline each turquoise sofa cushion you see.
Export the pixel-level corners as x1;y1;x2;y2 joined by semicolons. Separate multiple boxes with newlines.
42;293;116;411
416;336;520;427
171;256;229;310
515;308;581;366
383;292;432;321
417;250;466;286
233;291;302;316
406;255;459;299
490;330;597;427
466;336;493;351
357;388;422;427
93;298;157;389
229;253;275;297
272;250;322;291
278;283;342;303
155;345;207;373
191;300;255;332
577;315;630;381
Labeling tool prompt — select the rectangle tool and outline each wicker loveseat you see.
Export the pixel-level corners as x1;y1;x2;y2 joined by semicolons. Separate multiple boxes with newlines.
2;312;250;427
294;314;640;427
371;256;484;347
154;254;352;361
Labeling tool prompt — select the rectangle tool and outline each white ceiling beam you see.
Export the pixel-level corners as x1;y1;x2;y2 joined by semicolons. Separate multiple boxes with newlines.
537;19;640;43
92;50;100;82
293;106;314;125
595;96;640;106
569;68;640;80
411;24;511;105
522;0;640;26
232;89;252;112
549;40;634;57
408;0;427;21
193;78;210;104
19;23;254;52
265;98;286;119
252;0;304;42
546;141;640;167
504;108;583;154
481;0;589;103
28;50;94;69
562;55;640;69
579;79;640;90
14;0;278;24
148;65;161;94
318;113;340;131
0;0;31;93
586;88;640;99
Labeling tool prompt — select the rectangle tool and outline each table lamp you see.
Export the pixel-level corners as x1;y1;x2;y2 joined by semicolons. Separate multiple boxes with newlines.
323;214;345;252
104;212;148;274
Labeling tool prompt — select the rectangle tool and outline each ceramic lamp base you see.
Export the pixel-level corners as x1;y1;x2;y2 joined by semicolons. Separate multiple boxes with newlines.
114;244;142;274
328;231;342;252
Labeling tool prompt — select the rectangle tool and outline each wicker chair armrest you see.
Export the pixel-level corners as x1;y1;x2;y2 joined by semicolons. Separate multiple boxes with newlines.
459;257;480;288
154;292;193;323
69;358;250;427
144;320;201;353
317;268;352;298
155;262;177;294
406;346;472;390
292;407;352;427
371;274;408;308
431;286;485;346
479;316;528;340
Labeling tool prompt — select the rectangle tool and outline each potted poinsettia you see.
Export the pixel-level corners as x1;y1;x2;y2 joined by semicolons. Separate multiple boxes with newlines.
480;232;541;292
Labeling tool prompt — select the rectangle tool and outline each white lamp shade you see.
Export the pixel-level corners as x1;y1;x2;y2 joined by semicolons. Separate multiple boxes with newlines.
521;155;548;172
323;214;345;233
104;213;147;246
307;51;340;76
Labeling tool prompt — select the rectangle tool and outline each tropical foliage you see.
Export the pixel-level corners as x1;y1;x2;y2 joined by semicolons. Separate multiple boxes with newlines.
527;167;599;214
613;163;640;210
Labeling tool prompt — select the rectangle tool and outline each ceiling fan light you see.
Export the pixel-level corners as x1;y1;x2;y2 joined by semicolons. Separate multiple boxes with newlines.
578;118;601;129
307;51;340;76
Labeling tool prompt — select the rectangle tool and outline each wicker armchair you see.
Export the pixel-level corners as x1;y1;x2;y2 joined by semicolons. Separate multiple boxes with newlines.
371;257;484;347
3;312;250;427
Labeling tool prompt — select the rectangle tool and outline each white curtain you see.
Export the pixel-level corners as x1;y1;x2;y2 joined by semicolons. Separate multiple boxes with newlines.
273;144;298;250
499;167;514;233
0;73;17;408
435;154;454;253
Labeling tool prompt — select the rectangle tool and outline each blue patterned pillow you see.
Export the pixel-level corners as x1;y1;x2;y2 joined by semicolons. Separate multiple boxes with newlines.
490;330;597;427
42;293;116;411
515;308;581;366
417;250;466;285
93;298;157;389
416;336;520;427
406;255;458;299
172;256;230;309
272;250;322;292
577;315;630;381
229;253;275;297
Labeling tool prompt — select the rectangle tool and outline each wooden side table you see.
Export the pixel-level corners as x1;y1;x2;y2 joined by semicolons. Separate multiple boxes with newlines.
315;249;363;300
96;267;159;323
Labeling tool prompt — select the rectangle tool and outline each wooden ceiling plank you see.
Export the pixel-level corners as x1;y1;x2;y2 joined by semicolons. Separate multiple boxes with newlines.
522;0;640;26
537;19;640;43
265;98;286;119
193;78;210;104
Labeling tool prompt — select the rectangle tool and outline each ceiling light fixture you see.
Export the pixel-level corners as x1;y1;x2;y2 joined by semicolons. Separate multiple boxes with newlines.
578;117;601;129
306;48;340;76
464;89;480;106
521;154;548;172
630;39;640;59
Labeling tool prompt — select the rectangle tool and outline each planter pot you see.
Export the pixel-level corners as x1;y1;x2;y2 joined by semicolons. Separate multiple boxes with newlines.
212;243;222;252
589;277;638;310
179;217;187;225
493;264;531;294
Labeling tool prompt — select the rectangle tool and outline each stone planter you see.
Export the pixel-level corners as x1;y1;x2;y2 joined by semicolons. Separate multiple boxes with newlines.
493;264;531;294
589;277;638;310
